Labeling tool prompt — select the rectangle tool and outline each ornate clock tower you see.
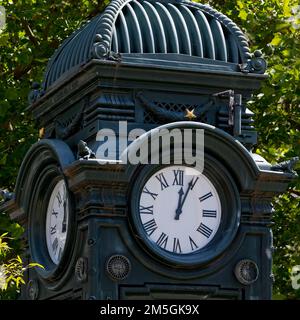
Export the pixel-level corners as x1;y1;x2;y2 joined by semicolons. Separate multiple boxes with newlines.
2;0;297;300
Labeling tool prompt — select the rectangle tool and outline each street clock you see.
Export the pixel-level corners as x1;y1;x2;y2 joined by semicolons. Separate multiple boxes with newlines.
1;0;296;300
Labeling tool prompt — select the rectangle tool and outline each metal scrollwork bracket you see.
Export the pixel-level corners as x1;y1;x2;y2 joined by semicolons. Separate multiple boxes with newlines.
271;157;299;175
213;90;243;137
92;34;122;62
77;140;96;160
240;50;267;74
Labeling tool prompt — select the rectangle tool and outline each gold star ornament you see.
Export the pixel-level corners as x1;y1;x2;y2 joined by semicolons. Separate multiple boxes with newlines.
185;109;197;120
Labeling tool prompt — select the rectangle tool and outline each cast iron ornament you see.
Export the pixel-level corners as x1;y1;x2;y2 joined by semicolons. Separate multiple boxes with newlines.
75;257;88;282
27;279;39;300
77;140;96;160
106;255;131;281
234;259;259;285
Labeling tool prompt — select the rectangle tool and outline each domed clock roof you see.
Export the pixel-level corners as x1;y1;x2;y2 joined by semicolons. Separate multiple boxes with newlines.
42;0;265;91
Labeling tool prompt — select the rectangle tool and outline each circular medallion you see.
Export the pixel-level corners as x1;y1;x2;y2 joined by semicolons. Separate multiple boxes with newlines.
106;255;131;281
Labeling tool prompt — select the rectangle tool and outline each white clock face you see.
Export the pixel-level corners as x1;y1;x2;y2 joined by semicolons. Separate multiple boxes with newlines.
46;180;69;265
138;166;221;254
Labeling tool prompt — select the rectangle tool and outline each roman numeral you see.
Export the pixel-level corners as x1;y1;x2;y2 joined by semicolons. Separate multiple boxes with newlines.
143;219;157;236
172;170;184;186
173;238;182;253
190;177;199;190
156;232;168;249
143;187;158;200
199;192;213;202
197;223;213;238
202;209;217;218
56;192;62;206
52;210;58;217
52;237;58;254
155;173;169;190
50;225;57;235
139;205;154;215
189;236;198;251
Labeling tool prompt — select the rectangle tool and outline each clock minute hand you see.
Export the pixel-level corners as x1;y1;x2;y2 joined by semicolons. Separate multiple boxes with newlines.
174;179;193;220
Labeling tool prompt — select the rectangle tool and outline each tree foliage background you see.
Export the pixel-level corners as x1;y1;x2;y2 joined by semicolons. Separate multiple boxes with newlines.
0;0;299;299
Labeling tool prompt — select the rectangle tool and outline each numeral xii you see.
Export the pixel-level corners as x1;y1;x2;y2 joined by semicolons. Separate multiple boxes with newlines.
173;170;184;186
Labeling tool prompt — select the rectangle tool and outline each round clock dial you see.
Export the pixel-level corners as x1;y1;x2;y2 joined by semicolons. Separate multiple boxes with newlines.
45;180;69;265
138;166;221;255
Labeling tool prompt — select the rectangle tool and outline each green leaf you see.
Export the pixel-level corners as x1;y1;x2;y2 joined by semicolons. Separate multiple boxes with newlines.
238;9;248;21
271;33;282;46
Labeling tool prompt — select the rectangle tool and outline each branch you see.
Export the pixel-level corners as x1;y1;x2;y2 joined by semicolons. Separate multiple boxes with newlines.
87;0;107;19
19;18;39;47
13;61;34;80
0;60;35;80
43;0;56;41
11;0;39;46
287;189;300;199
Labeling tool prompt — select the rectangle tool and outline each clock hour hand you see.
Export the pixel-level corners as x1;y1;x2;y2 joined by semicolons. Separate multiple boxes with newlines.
175;187;184;220
62;200;67;233
174;179;194;220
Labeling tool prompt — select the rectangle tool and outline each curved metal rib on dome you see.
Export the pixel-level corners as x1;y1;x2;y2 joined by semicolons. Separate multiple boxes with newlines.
43;0;260;91
179;4;203;57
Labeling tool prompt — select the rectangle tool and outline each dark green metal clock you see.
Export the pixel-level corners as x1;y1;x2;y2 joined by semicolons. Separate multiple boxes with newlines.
1;0;297;300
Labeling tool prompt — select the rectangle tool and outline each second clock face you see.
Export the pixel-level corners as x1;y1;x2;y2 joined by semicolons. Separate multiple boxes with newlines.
45;179;69;265
138;166;221;255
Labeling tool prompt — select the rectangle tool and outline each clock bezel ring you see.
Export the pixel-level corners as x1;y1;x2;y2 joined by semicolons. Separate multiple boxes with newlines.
129;154;241;268
28;163;75;282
